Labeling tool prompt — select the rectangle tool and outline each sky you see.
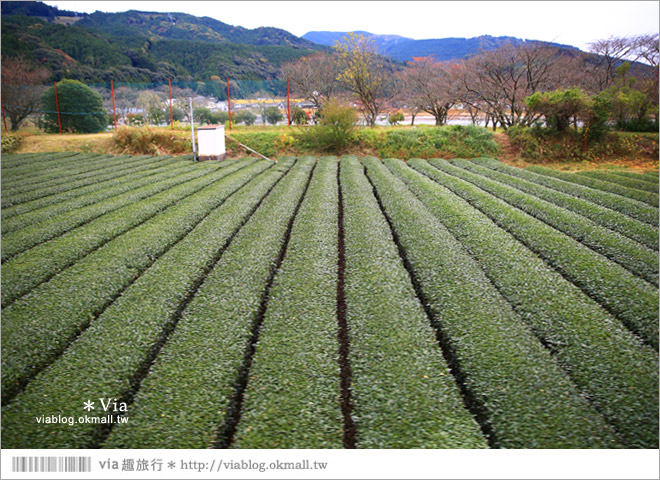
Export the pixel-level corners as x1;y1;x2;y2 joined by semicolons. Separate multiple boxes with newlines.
44;1;659;51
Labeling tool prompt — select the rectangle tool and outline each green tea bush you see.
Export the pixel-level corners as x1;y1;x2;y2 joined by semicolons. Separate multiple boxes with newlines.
1;132;24;153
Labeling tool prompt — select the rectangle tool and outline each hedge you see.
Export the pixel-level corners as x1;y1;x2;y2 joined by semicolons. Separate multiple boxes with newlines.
524;170;658;207
472;160;659;226
492;163;659;226
1;159;272;404
232;157;345;448
422;158;659;350
1;158;296;449
1;152;79;169
337;156;487;448
576;171;659;193
2;160;195;236
1;152;99;180
2;154;145;195
440;158;658;286
104;157;316;448
392;158;659;448
1;155;181;216
1;161;251;307
362;156;616;448
472;159;658;250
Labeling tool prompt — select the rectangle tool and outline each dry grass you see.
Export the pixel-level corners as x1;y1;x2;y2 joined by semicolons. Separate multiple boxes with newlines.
14;132;116;155
494;132;659;173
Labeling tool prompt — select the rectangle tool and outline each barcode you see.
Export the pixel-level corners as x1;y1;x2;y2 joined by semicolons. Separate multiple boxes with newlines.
12;456;91;473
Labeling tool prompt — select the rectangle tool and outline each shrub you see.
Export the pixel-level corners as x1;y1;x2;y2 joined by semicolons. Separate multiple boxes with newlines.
1;132;24;153
113;126;192;155
338;156;487;448
388;112;405;125
40;80;108;133
233;157;344;448
296;99;358;153
525;87;590;132
445;158;658;286
290;106;308;125
367;125;499;159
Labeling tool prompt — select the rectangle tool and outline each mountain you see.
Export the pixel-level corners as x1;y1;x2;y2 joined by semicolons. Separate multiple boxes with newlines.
302;31;581;62
1;1;321;95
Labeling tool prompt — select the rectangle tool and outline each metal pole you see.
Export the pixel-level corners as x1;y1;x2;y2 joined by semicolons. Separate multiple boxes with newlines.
189;97;197;161
53;81;63;134
111;79;118;129
226;77;231;130
287;77;291;126
168;79;174;130
1;97;8;131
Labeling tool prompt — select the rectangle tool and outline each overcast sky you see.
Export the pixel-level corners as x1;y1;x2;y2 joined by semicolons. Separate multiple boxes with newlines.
45;1;659;51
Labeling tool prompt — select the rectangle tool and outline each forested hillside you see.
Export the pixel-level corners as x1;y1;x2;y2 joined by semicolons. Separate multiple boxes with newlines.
1;1;321;90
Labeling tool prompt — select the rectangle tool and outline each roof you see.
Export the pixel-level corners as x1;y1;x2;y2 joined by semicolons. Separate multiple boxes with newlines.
197;124;226;130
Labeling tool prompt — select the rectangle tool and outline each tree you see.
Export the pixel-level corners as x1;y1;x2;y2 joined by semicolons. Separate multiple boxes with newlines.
397;57;457;125
525;87;590;131
457;43;562;129
333;32;396;126
290;106;308;125
137;90;165;124
1;56;50;131
263;106;283;125
388;112;405;125
234;109;257;125
41;80;108;133
282;53;338;110
112;86;139;123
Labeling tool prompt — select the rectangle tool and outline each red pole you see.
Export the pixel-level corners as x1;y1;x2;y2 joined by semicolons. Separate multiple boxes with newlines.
111;79;117;129
53;81;63;134
1;97;8;131
168;79;174;130
287;77;291;126
226;77;231;130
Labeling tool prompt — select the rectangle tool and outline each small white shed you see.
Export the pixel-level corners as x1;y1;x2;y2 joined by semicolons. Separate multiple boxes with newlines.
197;124;226;161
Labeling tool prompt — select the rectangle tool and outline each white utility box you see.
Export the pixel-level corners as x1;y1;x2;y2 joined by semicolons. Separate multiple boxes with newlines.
197;124;226;161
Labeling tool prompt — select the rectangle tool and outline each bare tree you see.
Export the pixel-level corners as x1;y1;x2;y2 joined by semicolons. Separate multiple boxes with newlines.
397;57;458;125
281;53;338;110
587;35;647;90
457;43;561;129
333;32;396;126
1;56;50;131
